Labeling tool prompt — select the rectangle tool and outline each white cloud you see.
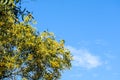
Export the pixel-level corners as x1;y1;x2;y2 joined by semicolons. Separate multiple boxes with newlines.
95;39;107;46
66;46;102;69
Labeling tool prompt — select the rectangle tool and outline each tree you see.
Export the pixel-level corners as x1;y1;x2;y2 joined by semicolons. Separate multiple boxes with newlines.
0;0;72;80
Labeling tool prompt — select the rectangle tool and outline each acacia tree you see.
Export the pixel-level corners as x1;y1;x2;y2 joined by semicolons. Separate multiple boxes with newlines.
0;0;72;80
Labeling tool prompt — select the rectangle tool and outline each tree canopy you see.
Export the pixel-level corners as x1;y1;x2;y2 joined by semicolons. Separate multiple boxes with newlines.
0;0;72;80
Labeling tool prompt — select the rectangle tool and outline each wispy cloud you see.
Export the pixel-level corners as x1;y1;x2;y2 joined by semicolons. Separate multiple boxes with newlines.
95;39;107;46
66;46;102;69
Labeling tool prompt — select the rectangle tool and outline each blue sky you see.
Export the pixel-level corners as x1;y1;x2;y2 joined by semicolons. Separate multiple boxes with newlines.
24;0;120;80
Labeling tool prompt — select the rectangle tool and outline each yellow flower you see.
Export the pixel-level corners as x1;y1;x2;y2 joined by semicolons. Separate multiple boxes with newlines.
6;63;14;69
27;54;33;61
50;61;59;68
22;77;28;80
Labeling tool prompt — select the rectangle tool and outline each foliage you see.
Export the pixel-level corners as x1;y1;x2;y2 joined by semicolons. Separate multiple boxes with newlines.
0;0;72;80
